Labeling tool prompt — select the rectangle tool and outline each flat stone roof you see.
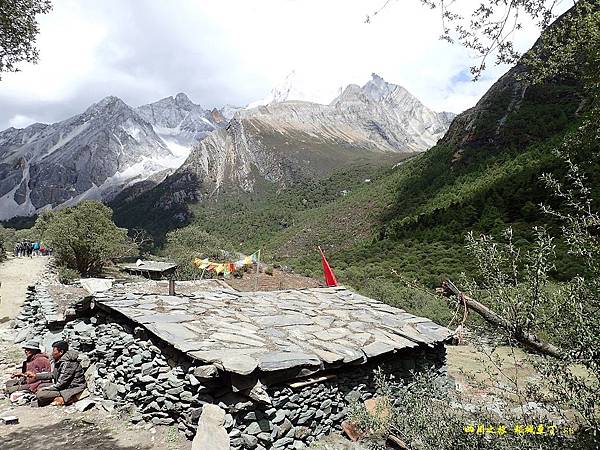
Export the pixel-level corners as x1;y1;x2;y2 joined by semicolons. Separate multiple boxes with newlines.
122;261;178;273
110;279;230;295
93;286;451;376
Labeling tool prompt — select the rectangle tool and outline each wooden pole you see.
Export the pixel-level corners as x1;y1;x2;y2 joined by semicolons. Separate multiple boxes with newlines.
254;250;261;291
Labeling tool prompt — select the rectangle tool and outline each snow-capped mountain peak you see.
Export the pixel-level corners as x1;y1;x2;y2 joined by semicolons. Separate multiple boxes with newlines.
246;70;316;108
82;95;131;118
174;92;195;106
363;73;396;99
135;92;227;155
0;74;455;221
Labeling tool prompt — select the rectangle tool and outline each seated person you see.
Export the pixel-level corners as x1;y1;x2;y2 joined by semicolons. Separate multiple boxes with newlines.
5;340;51;394
26;340;86;406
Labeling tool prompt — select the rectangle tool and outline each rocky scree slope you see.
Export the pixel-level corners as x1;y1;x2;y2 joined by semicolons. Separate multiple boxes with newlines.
141;74;454;214
0;94;231;220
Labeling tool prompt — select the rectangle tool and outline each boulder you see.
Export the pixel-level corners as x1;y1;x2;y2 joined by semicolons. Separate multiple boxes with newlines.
74;398;96;412
79;278;113;294
192;404;230;450
84;363;97;392
243;379;271;404
13;327;31;344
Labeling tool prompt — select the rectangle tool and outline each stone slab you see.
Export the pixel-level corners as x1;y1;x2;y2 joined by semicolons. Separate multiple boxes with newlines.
363;341;395;358
136;313;196;324
258;352;321;372
191;350;259;375
192;404;230;450
95;285;451;376
79;278;113;294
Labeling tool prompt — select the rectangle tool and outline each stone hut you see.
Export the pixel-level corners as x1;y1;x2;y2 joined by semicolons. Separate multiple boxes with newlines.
14;278;452;449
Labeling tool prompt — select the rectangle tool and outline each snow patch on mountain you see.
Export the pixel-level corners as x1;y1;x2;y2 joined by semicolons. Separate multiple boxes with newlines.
246;70;336;108
43;122;90;158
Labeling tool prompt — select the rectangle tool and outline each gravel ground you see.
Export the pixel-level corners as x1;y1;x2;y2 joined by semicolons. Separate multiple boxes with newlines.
0;256;191;450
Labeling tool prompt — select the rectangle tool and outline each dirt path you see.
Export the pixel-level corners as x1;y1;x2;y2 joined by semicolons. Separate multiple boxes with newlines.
226;267;320;291
0;255;49;321
0;256;191;450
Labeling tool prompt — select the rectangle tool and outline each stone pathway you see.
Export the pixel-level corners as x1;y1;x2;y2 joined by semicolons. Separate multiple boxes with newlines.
0;257;191;450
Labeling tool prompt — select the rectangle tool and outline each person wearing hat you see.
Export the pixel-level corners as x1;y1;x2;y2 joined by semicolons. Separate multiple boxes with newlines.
25;340;86;406
4;340;51;394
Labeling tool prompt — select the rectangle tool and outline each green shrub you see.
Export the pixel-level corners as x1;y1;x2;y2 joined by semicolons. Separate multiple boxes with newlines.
57;266;79;284
42;201;135;275
0;225;17;260
348;369;580;450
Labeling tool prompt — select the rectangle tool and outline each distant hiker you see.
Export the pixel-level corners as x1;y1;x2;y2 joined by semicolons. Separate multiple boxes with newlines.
26;340;86;406
4;340;51;395
33;241;40;256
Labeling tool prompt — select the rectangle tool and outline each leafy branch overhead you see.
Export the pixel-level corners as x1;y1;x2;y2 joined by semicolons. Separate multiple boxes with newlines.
367;0;579;79
0;0;52;78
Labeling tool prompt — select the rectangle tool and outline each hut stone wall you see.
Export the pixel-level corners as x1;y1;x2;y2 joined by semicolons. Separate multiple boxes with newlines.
13;283;448;450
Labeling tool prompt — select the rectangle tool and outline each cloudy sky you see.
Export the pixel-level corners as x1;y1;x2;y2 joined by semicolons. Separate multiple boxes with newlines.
0;0;564;131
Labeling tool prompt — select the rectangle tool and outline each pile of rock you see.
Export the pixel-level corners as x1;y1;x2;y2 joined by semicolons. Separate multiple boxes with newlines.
12;285;54;343
62;316;218;437
226;348;445;450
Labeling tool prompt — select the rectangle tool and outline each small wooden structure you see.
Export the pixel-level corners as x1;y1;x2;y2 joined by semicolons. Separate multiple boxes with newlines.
121;261;178;280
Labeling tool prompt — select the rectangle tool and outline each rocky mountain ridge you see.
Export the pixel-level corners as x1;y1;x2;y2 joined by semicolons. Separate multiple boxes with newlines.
151;74;455;211
0;94;228;220
135;93;237;151
1;74;454;220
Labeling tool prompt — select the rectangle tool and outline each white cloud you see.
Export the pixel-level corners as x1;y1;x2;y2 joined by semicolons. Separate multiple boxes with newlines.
8;114;39;129
0;0;570;130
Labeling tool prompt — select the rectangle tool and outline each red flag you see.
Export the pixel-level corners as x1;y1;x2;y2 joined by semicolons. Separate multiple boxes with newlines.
318;246;338;287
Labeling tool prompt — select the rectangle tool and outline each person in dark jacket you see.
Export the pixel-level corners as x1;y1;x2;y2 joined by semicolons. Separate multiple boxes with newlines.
26;340;86;406
4;340;51;394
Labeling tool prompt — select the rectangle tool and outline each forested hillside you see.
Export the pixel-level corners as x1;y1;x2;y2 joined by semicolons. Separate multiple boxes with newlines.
146;7;599;327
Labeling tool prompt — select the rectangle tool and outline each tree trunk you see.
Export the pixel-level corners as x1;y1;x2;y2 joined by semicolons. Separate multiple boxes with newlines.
439;281;563;359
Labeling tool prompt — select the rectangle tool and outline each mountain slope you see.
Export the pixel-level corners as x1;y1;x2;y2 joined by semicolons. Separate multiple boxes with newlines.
0;96;184;220
135;92;225;152
0;93;244;221
120;74;454;226
270;70;586;273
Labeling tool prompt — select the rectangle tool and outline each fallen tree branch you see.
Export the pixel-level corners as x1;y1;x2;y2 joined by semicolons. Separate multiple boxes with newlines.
437;280;563;359
388;434;410;449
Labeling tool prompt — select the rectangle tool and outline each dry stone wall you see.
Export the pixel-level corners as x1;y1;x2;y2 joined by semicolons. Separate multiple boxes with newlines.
13;284;448;450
